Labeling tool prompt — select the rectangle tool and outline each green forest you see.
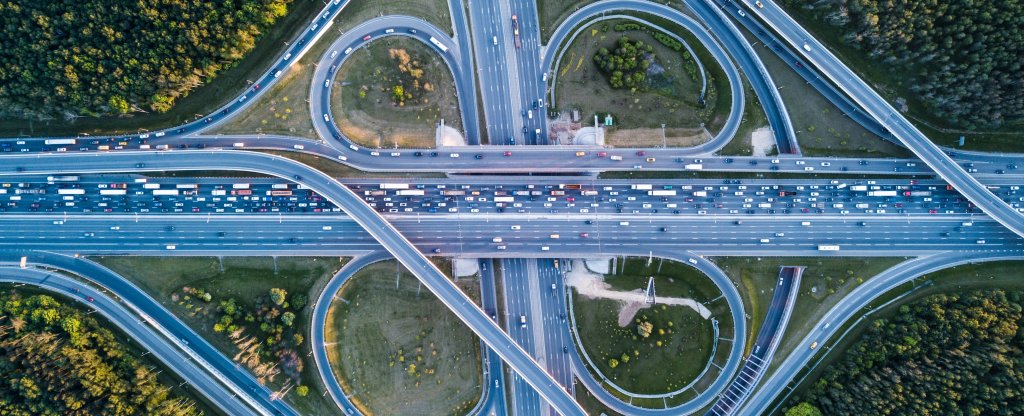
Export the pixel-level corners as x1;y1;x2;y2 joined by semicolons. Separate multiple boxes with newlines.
0;289;200;415
787;289;1024;415
783;0;1023;129
0;0;292;119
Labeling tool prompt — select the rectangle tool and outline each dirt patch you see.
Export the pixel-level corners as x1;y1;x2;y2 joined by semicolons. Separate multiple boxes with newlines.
606;126;711;148
750;126;775;157
567;260;711;319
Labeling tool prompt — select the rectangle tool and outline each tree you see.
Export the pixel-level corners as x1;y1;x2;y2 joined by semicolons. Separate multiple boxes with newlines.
280;312;295;327
637;321;653;338
269;288;287;306
296;385;309;397
107;95;129;114
785;402;823;416
608;358;619;369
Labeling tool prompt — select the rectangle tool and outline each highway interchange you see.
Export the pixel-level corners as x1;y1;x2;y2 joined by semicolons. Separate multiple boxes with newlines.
0;0;1022;415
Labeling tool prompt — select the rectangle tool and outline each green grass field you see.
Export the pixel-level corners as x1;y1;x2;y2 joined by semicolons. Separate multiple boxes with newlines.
326;260;481;415
571;257;726;395
92;256;346;415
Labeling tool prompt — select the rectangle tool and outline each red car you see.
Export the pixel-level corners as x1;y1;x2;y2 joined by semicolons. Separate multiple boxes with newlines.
597;151;607;157
503;151;512;156
636;151;646;156
86;296;95;302
579;233;589;238
363;35;372;41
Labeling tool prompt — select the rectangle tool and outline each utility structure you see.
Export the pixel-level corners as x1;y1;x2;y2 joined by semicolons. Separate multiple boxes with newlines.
645;276;656;304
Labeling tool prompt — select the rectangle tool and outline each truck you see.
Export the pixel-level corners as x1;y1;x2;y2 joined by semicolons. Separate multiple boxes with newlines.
396;189;425;196
271;183;290;189
511;15;521;49
143;183;161;189
868;190;898;197
550;190;565;196
778;190;797;197
904;191;932;196
494;196;514;203
758;203;771;208
175;184;198;189
153;189;180;196
429;37;449;53
818;245;841;251
849;185;868;191
630;184;653;190
564;184;582;190
231;183;250;189
442;190;466;196
855;203;870;209
648;190;677;196
684;164;703;170
57;188;85;195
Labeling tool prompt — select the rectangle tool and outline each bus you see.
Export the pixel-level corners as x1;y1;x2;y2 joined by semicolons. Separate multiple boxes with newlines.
47;176;79;182
57;188;86;195
100;189;127;195
817;245;841;251
152;189;180;196
231;183;250;189
271;183;290;189
44;139;76;145
175;184;198;189
231;189;252;196
429;37;449;53
380;183;410;189
396;189;425;196
493;196;514;203
269;190;293;196
648;190;676;196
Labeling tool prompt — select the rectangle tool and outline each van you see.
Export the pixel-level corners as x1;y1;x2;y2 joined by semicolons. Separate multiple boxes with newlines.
166;245;177;250
962;222;974;227
492;237;503;243
492;36;498;45
619;221;630;226
520;315;527;327
610;155;623;161
155;144;169;150
801;221;811;226
549;234;559;239
139;144;151;150
283;53;292;60
527;110;533;119
541;246;550;251
542;72;548;82
760;238;771;243
688;258;698;265
322;226;333;231
233;142;245;148
274;70;282;78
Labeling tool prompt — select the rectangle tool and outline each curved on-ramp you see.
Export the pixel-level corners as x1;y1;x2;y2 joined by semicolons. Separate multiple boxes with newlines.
309;16;479;148
311;251;393;416
564;249;747;415
741;250;1024;414
0;255;282;416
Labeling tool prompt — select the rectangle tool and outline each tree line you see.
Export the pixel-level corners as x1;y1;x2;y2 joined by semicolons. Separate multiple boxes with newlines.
0;289;200;415
787;289;1024;415
783;0;1023;129
0;0;292;120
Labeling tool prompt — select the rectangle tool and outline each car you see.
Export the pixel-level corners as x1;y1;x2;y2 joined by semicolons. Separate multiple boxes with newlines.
414;151;423;157
645;157;656;162
475;154;483;159
737;9;745;17
563;346;569;353
86;296;94;302
449;153;460;158
579;233;589;238
165;226;175;232
503;151;512;157
755;1;764;8
597;151;607;157
432;248;442;253
636;150;646;156
362;35;372;41
575;151;586;157
293;175;302;180
253;83;260;90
